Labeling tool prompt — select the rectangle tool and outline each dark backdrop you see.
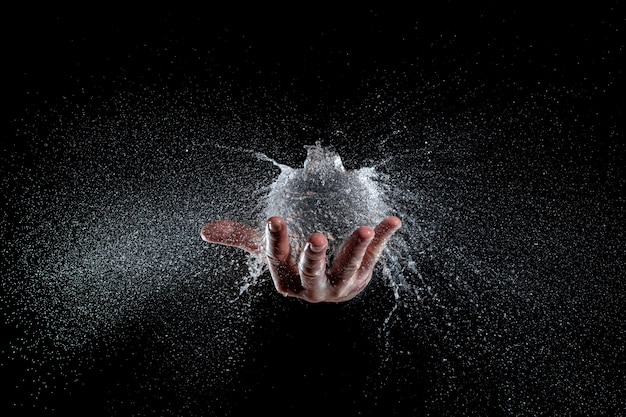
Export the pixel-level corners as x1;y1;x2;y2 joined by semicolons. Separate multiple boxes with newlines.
2;4;624;417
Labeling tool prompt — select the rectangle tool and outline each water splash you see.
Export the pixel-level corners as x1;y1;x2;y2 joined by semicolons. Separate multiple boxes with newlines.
260;141;392;255
229;141;411;311
1;89;622;416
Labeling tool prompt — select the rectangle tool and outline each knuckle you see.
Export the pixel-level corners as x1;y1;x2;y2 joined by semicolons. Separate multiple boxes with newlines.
299;265;321;279
267;258;284;272
339;263;360;278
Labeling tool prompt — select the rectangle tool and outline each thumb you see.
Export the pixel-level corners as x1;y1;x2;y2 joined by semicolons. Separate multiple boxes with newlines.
200;220;262;254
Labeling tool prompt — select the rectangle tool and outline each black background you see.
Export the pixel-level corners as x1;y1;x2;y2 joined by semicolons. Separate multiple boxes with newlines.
3;4;623;134
2;4;623;179
2;4;624;416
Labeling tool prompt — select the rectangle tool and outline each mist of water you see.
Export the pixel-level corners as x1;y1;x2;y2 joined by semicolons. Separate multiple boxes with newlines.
1;88;623;416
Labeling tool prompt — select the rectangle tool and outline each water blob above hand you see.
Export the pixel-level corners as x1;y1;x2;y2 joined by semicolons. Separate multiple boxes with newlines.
200;215;402;303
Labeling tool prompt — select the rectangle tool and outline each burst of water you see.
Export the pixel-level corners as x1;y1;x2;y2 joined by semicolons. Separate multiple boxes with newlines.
1;87;622;416
261;141;391;253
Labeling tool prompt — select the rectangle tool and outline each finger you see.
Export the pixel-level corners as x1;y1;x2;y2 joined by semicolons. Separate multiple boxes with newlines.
200;220;262;253
328;226;375;284
298;232;328;296
361;216;402;270
265;216;292;263
266;216;300;294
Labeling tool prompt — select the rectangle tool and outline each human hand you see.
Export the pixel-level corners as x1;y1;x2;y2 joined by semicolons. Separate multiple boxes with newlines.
200;216;402;303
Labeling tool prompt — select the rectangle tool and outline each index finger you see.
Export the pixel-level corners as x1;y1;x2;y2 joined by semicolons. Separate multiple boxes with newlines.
265;216;301;294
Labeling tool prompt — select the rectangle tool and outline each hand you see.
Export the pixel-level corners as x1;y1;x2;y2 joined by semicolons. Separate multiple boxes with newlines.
200;216;402;303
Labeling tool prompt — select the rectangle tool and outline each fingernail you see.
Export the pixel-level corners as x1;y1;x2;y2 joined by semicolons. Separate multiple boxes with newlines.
308;242;325;253
267;219;280;232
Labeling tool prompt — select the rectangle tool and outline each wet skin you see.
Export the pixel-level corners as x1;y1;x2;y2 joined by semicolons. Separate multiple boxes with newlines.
201;216;402;303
